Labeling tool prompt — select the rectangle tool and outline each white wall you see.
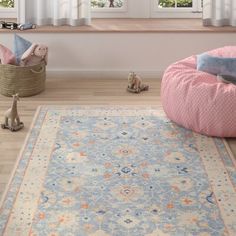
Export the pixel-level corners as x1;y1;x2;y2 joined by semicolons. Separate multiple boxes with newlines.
1;32;236;78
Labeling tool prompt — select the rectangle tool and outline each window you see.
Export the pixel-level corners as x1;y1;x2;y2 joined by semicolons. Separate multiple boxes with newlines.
91;0;202;18
3;0;202;21
91;0;128;18
91;0;124;9
0;0;14;8
152;0;202;18
0;0;17;18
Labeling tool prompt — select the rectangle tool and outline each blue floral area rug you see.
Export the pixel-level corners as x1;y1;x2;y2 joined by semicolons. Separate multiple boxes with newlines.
0;106;236;236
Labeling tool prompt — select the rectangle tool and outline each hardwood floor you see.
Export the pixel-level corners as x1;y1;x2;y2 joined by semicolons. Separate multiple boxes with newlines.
0;75;235;199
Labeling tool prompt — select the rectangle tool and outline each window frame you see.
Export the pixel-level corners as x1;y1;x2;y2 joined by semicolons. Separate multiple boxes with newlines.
91;0;202;18
91;0;129;18
0;0;17;18
92;0;151;18
16;0;202;21
151;0;202;18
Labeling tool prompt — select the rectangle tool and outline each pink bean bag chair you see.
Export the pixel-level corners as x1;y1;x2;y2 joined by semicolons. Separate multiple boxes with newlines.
161;46;236;137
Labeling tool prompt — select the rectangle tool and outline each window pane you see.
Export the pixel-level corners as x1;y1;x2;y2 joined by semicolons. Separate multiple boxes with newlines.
0;0;14;8
158;0;175;8
91;0;124;8
177;0;192;7
158;0;192;8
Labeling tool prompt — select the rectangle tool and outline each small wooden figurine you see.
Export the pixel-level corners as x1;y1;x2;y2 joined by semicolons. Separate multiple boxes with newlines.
127;72;149;94
1;93;24;132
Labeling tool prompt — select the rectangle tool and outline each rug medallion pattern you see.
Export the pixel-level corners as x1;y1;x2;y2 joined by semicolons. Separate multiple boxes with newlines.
0;106;236;236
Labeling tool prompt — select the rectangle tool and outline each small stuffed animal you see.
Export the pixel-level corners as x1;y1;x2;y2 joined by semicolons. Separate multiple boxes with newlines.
20;43;48;66
1;93;24;132
127;72;149;93
128;72;142;92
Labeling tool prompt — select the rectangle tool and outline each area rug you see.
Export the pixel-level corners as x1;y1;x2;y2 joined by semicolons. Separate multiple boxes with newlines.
0;106;236;236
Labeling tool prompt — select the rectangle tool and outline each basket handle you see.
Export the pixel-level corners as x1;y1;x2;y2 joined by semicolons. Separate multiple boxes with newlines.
30;67;45;74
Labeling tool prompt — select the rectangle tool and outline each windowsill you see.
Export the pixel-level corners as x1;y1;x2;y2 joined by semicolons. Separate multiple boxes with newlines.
0;18;236;33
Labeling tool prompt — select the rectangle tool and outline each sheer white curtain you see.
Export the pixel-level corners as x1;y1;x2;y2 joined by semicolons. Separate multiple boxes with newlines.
18;0;91;26
203;0;236;26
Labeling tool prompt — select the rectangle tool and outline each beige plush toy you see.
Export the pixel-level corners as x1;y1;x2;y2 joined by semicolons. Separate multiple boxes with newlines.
1;94;24;132
21;43;48;66
127;72;149;93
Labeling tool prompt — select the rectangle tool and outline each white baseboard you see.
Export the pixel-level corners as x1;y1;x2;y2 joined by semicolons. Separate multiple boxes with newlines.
47;69;164;79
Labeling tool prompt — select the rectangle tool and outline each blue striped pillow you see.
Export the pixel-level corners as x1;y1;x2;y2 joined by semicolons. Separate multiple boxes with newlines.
197;53;236;77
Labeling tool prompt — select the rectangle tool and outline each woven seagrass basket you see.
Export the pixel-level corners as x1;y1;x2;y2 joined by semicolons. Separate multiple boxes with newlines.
0;62;46;97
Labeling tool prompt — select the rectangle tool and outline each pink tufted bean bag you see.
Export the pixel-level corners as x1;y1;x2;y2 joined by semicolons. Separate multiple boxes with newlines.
161;46;236;137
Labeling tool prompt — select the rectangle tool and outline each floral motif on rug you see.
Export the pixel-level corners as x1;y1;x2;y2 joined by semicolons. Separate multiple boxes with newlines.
0;106;236;236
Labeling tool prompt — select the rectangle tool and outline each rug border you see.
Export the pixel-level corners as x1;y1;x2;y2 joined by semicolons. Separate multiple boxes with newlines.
223;139;236;167
0;106;42;209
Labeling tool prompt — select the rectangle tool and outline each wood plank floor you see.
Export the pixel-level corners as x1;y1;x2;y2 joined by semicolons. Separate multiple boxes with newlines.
0;76;235;199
